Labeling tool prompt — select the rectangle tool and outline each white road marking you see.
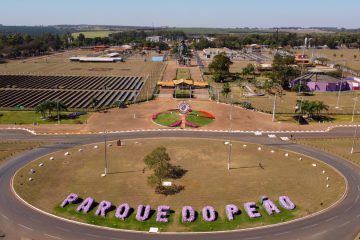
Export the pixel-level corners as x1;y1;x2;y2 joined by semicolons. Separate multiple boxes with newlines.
0;213;8;220
344;206;352;213
357;185;360;192
301;223;318;230
311;230;328;238
274;230;291;236
325;215;338;222
18;224;34;231
55;226;70;232
85;233;101;238
338;220;351;228
44;233;62;239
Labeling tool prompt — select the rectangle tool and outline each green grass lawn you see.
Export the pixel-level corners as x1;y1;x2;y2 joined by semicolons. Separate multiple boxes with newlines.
54;200;297;232
276;114;354;124
186;111;214;127
153;112;181;127
180;202;298;232
54;205;170;232
0;111;89;125
174;89;192;98
176;68;191;80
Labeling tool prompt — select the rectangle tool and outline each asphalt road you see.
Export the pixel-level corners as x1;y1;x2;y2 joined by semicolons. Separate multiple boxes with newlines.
0;129;360;240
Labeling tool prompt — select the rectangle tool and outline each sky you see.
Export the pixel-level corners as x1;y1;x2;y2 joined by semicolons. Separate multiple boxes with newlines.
0;0;359;28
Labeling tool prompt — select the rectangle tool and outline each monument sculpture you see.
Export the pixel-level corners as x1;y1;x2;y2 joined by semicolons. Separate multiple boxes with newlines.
177;40;190;66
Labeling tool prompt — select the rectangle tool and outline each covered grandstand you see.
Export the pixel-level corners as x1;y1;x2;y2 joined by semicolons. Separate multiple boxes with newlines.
290;73;349;92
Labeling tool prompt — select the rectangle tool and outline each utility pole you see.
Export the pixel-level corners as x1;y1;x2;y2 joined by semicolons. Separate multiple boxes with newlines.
336;61;346;109
298;96;303;124
57;100;60;124
272;94;277;122
352;97;358;123
227;94;233;170
102;130;108;176
351;124;358;154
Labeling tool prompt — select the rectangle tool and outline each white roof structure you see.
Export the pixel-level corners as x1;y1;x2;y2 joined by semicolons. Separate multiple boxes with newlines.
69;57;122;62
107;52;120;58
308;66;337;73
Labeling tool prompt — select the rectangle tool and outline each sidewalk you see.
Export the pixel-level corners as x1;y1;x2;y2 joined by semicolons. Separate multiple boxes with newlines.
0;98;354;135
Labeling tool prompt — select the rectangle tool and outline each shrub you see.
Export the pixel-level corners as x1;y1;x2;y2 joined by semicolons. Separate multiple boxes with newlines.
155;185;184;195
237;101;253;110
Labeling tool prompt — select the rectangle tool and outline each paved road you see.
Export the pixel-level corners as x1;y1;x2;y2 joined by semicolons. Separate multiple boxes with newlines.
0;129;360;240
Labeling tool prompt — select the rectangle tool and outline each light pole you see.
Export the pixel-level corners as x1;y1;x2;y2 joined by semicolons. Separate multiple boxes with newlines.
298;96;304;124
352;97;358;123
102;130;108;176
335;61;346;109
57;100;60;124
351;124;358;154
227;94;233;170
272;94;277;122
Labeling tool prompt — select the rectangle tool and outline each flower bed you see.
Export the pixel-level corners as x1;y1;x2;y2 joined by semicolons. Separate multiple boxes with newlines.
152;109;214;128
185;120;199;128
198;110;216;119
170;120;182;127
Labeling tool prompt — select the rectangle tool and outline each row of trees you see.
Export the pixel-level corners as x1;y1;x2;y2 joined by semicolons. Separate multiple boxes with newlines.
0;29;184;58
193;32;360;50
295;100;329;117
35;100;67;119
0;33;65;58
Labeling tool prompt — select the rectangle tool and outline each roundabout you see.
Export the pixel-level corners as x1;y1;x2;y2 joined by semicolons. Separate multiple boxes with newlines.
12;138;345;232
0;129;360;239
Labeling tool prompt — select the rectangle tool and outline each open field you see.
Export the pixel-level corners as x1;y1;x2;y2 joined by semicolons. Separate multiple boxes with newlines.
297;137;360;167
0;141;42;164
0;111;90;125
14;138;345;231
0;50;162;76
295;48;360;72
72;31;119;38
230;61;257;73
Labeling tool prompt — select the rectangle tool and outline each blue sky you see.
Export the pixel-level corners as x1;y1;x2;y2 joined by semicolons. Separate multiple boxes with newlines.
0;0;359;28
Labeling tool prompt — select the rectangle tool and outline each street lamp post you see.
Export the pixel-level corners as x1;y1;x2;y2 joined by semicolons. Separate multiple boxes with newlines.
272;94;277;122
352;97;358;123
57;100;60;125
336;61;346;109
298;96;304;124
351;124;358;154
227;94;233;170
103;131;108;176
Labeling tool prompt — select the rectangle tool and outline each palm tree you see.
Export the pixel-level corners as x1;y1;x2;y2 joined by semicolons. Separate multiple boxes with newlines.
43;100;56;117
221;83;231;103
54;100;67;119
314;101;329;116
35;102;47;119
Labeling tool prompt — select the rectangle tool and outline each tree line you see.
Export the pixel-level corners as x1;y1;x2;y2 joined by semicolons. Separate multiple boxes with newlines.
192;32;360;50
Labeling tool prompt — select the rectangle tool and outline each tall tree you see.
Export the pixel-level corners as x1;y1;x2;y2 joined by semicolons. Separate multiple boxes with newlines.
208;52;233;74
